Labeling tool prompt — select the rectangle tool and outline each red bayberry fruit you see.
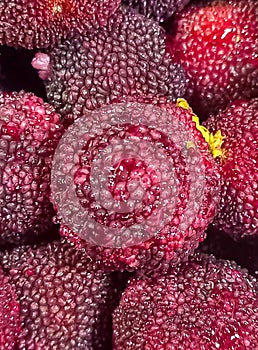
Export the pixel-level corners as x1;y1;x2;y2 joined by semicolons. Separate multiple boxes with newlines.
122;0;190;22
204;98;258;240
113;253;258;349
0;266;21;350
0;91;64;246
0;0;121;49
166;0;258;119
51;97;220;271
33;6;187;124
0;239;120;349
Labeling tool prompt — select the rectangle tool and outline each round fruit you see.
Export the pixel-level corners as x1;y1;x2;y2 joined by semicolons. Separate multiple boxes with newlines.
166;0;258;119
122;0;190;22
204;98;258;240
0;0;121;49
51;97;220;271
35;6;187;124
0;91;64;245
0;239;120;349
113;253;258;349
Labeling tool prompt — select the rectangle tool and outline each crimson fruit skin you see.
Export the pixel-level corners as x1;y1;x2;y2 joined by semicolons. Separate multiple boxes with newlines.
113;253;258;350
0;91;64;246
57;98;220;272
122;0;190;22
0;0;121;49
0;266;21;350
43;6;187;124
0;239;119;350
204;98;258;240
166;0;258;120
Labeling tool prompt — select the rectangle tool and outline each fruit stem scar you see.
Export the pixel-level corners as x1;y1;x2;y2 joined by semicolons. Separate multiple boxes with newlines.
177;98;225;159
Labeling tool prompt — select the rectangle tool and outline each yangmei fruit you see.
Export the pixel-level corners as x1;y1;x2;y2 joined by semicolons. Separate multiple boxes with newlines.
0;91;64;245
166;0;258;119
33;6;187;124
113;253;258;349
0;266;21;350
0;239;120;349
122;0;190;22
0;0;121;49
204;98;258;240
52;97;220;271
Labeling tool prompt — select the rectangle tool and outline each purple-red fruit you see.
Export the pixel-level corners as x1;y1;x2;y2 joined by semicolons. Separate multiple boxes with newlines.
204;98;258;240
37;7;187;123
166;0;258;119
0;239;119;349
0;91;64;245
0;0;121;49
113;253;258;349
122;0;190;22
0;266;21;350
53;97;220;271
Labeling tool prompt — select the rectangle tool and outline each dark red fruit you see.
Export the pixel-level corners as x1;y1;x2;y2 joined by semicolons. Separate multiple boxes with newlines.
0;0;121;49
0;266;21;350
36;6;187;123
166;0;258;119
113;253;258;349
122;0;190;22
52;97;220;271
0;239;120;349
0;91;64;246
204;98;258;240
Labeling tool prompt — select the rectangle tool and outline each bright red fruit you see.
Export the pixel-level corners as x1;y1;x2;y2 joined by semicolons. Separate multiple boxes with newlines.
166;0;258;119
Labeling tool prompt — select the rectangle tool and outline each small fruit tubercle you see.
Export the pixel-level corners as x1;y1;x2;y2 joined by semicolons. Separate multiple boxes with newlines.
177;98;225;159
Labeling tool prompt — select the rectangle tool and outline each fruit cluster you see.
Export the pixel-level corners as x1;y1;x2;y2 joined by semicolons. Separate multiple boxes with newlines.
0;0;257;349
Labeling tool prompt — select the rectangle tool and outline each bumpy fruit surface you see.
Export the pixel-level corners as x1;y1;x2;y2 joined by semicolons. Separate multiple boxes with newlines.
0;91;64;245
113;253;258;349
52;97;220;271
0;0;121;49
166;0;258;119
0;239;119;350
122;0;190;22
39;6;187;123
204;98;258;240
0;266;21;350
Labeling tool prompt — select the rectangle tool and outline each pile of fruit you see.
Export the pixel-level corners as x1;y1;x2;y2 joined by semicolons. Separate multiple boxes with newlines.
0;0;257;349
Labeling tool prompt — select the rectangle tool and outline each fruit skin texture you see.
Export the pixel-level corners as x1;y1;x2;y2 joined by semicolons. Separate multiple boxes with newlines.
0;239;120;350
0;0;121;49
204;98;258;240
56;97;220;271
166;0;258;120
113;253;258;350
0;266;21;350
0;91;64;246
42;6;187;124
122;0;190;22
